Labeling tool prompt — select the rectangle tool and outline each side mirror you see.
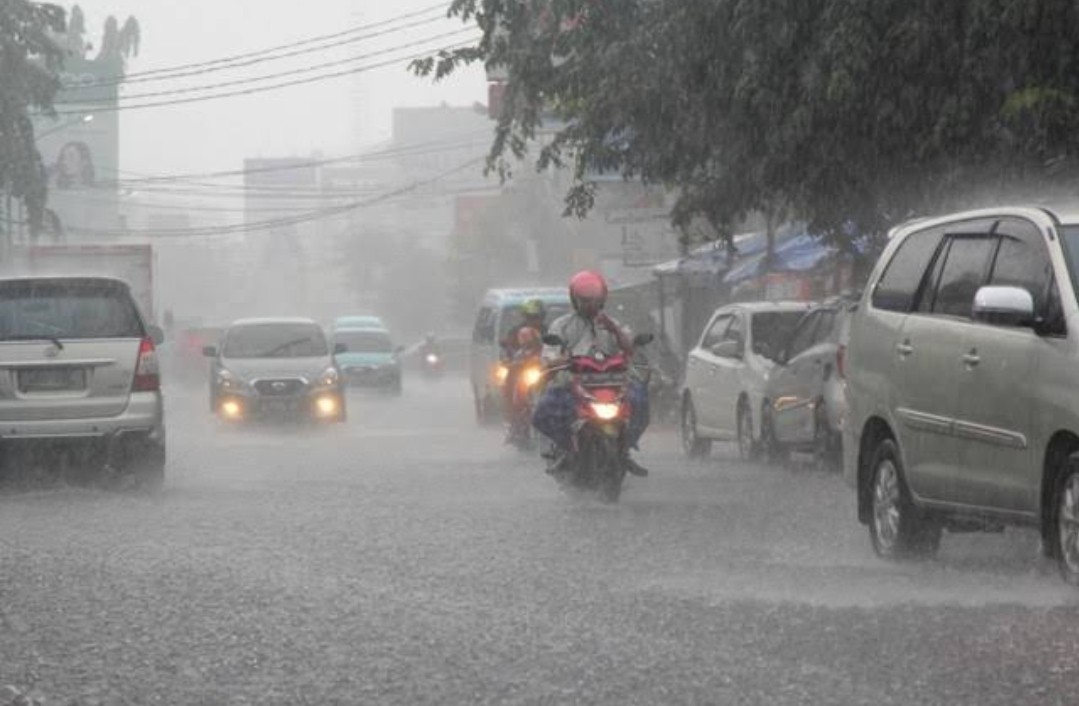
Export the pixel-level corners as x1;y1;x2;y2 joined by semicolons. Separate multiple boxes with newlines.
147;324;165;346
542;333;565;347
334;343;348;354
712;339;742;359
202;345;218;358
633;333;654;347
972;286;1034;327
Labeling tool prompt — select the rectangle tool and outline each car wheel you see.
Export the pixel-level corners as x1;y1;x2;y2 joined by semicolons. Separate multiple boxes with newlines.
868;438;940;560
681;398;711;459
736;402;758;462
1051;457;1079;585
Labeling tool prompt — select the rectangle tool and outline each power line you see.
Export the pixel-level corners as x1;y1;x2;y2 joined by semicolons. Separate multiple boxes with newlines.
75;3;448;87
55;39;478;115
100;132;492;187
57;28;476;106
78;15;448;89
65;157;487;239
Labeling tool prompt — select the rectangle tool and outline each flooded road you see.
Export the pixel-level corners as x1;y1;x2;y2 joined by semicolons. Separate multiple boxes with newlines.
2;376;1078;705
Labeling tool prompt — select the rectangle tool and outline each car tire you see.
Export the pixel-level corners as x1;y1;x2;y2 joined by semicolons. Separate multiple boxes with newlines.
1050;455;1079;585
681;398;711;459
737;401;758;462
867;438;940;560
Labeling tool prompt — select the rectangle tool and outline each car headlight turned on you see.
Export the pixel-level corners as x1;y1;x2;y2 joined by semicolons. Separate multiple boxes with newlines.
220;398;243;420
318;367;339;387
590;402;621;421
315;394;339;418
521;366;543;389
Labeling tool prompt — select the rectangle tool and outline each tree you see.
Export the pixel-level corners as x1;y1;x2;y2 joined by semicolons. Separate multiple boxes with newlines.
0;0;66;238
416;0;1079;249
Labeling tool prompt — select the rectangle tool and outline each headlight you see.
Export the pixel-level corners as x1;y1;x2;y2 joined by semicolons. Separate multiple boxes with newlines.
521;366;543;388
495;364;509;385
315;395;339;417
590;402;621;421
318;367;339;387
217;369;243;390
220;399;243;419
425;353;439;365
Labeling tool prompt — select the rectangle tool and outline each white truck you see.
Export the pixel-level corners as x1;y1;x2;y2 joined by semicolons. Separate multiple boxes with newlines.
0;243;157;323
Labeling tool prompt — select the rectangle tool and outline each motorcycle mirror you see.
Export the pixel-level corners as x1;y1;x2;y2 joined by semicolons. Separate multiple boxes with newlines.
633;333;654;347
542;334;565;347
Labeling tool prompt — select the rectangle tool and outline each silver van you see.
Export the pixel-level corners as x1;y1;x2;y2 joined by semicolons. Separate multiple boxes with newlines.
844;206;1079;583
469;288;570;424
0;276;166;489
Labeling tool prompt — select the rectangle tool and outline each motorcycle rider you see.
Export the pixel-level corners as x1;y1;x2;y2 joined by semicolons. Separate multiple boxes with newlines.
532;271;650;477
500;299;548;433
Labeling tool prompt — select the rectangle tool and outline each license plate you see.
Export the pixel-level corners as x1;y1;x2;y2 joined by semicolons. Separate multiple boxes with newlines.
19;367;87;392
261;399;292;414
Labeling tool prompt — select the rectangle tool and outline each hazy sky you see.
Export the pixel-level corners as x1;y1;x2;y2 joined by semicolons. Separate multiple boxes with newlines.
66;1;487;176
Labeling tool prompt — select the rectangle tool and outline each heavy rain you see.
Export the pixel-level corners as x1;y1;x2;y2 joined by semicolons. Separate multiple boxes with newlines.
2;2;1079;705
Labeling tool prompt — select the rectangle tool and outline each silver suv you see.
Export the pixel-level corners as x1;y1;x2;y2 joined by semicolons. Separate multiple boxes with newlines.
0;276;166;489
844;207;1079;583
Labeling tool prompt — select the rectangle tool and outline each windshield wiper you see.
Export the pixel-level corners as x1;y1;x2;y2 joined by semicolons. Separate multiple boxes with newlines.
1;334;65;350
252;336;316;358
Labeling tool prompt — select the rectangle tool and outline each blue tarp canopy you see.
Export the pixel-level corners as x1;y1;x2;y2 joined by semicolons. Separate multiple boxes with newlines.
652;225;807;279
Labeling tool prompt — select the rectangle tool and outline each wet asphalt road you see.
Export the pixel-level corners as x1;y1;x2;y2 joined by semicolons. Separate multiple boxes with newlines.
2;374;1079;705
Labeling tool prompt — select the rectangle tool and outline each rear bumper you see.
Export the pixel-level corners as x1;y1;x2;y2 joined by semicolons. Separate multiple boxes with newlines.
0;391;164;440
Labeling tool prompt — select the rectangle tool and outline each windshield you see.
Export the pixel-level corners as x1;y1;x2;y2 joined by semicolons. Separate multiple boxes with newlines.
1059;227;1079;301
499;302;571;338
0;280;143;341
751;311;807;360
335;329;393;354
223;323;328;359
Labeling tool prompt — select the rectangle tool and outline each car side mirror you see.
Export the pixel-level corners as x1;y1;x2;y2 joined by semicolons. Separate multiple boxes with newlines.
148;324;165;346
542;333;565;347
712;339;742;359
334;343;348;354
202;345;218;357
972;286;1035;328
633;333;654;347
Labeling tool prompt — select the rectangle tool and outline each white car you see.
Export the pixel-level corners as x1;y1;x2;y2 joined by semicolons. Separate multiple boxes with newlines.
680;301;811;460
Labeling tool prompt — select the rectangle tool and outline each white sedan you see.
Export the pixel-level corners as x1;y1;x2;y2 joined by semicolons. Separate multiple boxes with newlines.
680;301;811;460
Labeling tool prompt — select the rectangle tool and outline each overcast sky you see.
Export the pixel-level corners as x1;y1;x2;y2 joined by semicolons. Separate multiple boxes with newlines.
66;1;487;176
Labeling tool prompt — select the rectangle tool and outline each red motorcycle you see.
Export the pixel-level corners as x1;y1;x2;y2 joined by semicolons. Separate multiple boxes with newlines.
541;332;653;503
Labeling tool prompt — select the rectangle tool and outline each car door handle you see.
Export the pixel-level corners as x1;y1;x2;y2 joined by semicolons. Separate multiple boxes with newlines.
962;351;981;367
896;342;914;357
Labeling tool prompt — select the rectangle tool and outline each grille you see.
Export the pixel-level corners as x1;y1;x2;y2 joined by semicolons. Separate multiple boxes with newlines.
253;378;306;396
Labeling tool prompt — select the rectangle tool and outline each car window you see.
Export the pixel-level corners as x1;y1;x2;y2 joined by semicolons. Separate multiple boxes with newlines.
0;280;143;340
926;234;996;318
498;302;570;339
989;218;1052;313
751;311;805;361
813;310;838;345
872;226;946;312
473;307;495;344
224;323;329;358
785;312;820;360
334;329;393;353
700;314;732;350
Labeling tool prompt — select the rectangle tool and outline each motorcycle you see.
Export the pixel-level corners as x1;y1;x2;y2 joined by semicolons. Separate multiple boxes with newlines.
504;351;545;451
419;347;444;379
540;332;653;503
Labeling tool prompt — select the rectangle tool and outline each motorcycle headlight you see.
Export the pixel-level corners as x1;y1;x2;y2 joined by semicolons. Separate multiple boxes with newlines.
318;367;339;387
425;353;439;365
522;366;543;388
495;364;509;385
590;402;621;421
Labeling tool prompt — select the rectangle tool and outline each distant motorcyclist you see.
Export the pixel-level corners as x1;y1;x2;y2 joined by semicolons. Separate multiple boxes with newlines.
532;271;650;477
419;333;443;375
499;299;548;428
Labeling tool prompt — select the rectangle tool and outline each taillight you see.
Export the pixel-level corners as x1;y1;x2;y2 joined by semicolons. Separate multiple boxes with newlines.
133;337;161;392
836;344;847;379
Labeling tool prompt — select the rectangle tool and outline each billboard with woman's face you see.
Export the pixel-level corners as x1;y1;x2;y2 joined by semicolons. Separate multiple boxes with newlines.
52;141;96;189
